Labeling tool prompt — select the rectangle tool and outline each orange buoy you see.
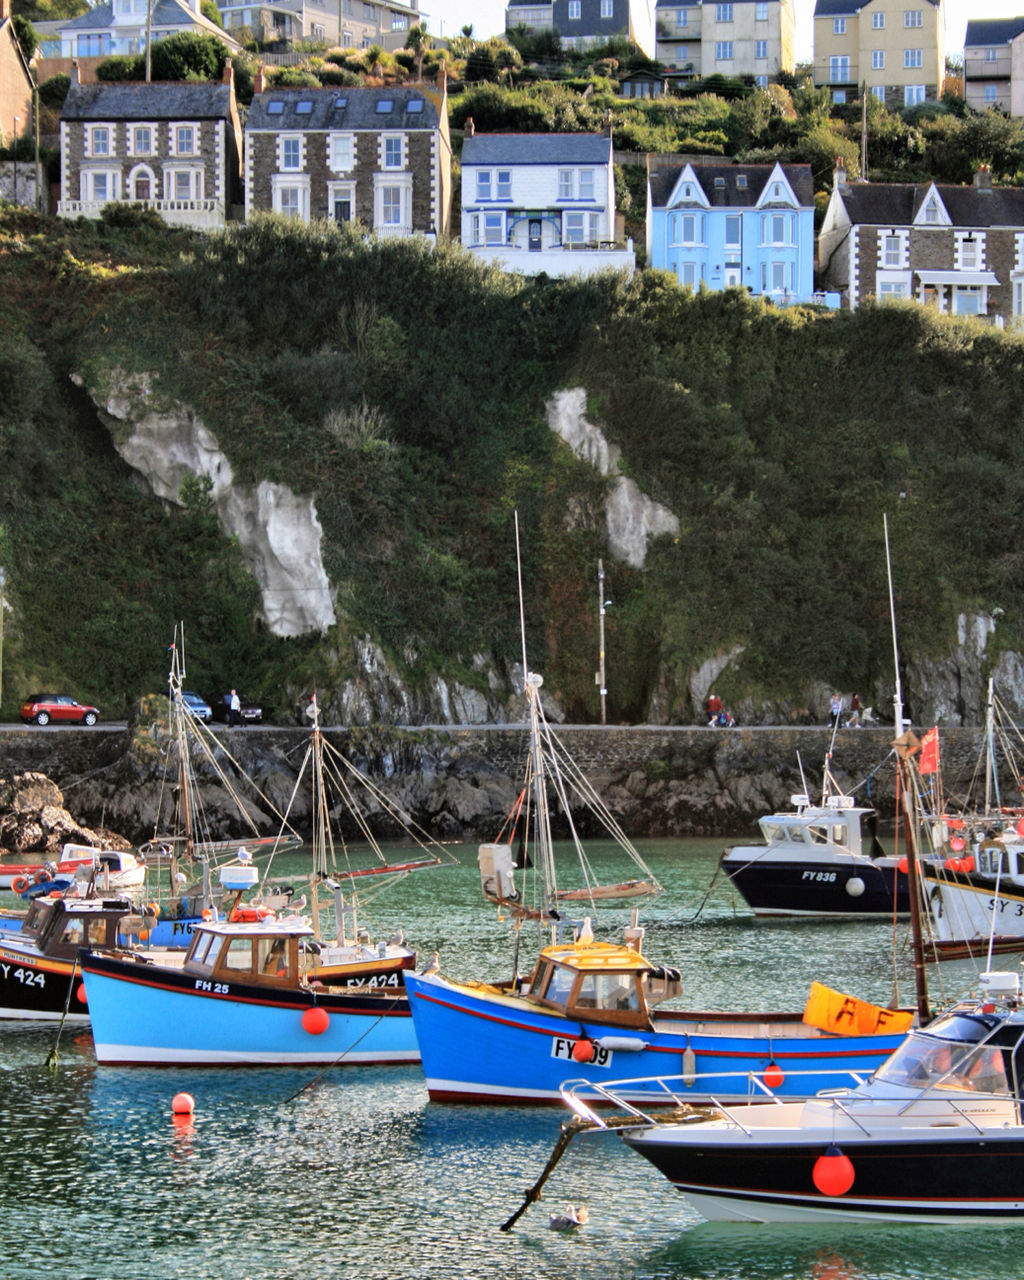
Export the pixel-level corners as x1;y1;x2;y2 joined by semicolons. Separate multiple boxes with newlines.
812;1144;855;1196
76;983;88;1005
1017;818;1024;838
11;876;29;894
897;856;909;875
763;1061;785;1089
302;1006;330;1035
171;1092;195;1115
960;855;975;873
950;836;966;852
572;1038;596;1063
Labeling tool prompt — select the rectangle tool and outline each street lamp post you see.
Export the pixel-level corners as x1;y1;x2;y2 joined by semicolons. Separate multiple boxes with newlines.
597;559;610;726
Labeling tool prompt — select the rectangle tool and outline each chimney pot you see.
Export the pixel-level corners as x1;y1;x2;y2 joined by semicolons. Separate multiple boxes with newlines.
465;116;474;136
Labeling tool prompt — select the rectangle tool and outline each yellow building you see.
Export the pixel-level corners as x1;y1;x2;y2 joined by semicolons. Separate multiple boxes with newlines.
655;0;795;86
813;0;945;107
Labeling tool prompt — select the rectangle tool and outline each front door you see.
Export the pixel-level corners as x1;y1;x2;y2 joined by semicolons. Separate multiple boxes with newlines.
528;219;542;251
334;196;352;225
725;265;741;288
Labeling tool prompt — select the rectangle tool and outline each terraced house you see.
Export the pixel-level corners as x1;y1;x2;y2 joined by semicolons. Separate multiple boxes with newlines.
57;64;243;229
813;0;945;106
963;17;1024;115
244;78;451;236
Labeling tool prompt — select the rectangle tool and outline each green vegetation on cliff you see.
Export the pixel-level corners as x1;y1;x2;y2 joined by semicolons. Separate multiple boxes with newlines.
2;207;1024;723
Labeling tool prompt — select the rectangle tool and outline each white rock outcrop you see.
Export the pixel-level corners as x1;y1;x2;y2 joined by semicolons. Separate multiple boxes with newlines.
546;387;680;568
94;372;335;638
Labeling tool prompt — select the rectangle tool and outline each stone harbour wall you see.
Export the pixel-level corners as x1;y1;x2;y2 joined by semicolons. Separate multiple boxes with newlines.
0;724;1002;846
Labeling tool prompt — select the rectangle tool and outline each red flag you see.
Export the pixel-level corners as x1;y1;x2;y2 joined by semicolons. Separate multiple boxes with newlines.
919;727;940;775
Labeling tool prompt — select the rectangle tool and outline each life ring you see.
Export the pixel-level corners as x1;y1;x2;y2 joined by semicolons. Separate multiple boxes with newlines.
230;906;274;923
11;875;30;894
34;869;52;886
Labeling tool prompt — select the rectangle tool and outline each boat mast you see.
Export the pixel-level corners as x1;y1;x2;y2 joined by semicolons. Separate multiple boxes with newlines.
169;627;196;864
884;514;906;736
898;749;932;1024
985;677;999;816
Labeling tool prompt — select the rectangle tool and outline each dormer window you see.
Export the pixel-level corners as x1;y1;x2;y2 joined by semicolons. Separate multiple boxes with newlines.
925;198;939;223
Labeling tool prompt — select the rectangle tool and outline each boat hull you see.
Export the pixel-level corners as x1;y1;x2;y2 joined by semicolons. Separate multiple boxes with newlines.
623;1127;1024;1223
721;854;909;918
404;972;906;1105
0;940;90;1021
80;951;419;1066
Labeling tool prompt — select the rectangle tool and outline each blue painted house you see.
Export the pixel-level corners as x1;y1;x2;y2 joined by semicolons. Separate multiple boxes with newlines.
646;157;817;301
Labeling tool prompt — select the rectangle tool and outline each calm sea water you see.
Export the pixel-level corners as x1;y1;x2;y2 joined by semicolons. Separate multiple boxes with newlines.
0;839;1014;1280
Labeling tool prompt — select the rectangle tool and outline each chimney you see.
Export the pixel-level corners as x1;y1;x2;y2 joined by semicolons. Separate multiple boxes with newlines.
834;155;847;190
465;117;474;137
253;65;264;96
70;60;80;86
975;164;992;191
222;59;234;89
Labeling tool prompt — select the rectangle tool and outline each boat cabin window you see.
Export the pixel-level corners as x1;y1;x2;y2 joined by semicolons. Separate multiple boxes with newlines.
188;930;222;967
807;824;830;845
977;844;1012;877
787;826;807;842
542;964;577;1006
574;972;642;1013
875;1020;1012;1094
221;937;257;973
258;936;292;979
763;822;787;843
58;918;85;947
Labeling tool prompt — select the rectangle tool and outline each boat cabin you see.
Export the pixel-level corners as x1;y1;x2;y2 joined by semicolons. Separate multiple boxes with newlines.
972;836;1024;883
526;940;682;1030
756;797;885;859
183;919;315;988
33;898;138;959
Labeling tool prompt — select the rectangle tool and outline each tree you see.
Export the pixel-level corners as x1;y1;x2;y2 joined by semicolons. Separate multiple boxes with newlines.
200;0;224;28
149;31;226;81
406;22;430;81
12;13;38;60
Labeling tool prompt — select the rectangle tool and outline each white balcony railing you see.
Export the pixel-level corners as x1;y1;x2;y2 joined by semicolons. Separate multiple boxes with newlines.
57;197;226;230
468;240;636;277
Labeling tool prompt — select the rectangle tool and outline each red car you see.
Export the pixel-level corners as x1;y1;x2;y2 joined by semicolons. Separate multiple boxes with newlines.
19;694;100;726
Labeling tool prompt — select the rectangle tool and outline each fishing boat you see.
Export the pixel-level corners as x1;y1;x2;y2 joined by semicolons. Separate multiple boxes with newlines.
406;529;919;1105
79;915;417;1066
0;895;160;1020
718;775;911;919
0;848;97;893
562;969;1024;1224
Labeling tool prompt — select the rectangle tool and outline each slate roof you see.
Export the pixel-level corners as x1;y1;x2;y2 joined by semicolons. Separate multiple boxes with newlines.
61;80;234;121
60;0;234;42
648;160;814;210
836;181;1024;228
246;86;441;131
461;133;613;166
814;0;938;13
964;17;1024;47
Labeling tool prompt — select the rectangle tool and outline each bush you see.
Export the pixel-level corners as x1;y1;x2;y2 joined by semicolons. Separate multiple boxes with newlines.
96;54;145;81
100;203;167;229
38;73;71;110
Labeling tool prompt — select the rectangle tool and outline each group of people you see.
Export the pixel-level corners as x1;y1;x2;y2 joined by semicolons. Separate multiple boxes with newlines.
706;693;736;728
830;692;865;729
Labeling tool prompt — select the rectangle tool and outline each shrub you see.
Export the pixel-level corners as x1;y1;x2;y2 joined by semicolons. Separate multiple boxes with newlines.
38;73;71;110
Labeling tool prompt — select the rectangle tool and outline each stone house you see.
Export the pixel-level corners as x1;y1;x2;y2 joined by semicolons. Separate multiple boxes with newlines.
818;158;1024;324
243;77;451;237
1;0;32;149
57;63;243;229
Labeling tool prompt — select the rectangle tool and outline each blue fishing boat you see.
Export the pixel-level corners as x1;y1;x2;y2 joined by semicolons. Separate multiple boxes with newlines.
80;916;417;1066
404;669;915;1107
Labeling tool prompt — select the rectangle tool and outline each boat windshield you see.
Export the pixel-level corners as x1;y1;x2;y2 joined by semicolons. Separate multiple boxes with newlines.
873;1017;1012;1094
574;972;642;1014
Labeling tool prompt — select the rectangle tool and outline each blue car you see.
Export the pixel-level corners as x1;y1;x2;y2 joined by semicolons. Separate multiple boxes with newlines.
181;690;212;722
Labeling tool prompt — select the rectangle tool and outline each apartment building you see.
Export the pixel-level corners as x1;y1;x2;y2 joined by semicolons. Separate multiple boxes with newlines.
813;0;945;107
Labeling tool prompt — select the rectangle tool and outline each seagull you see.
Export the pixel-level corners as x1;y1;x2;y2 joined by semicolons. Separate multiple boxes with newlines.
549;1205;589;1230
422;951;440;975
577;916;594;945
386;928;405;947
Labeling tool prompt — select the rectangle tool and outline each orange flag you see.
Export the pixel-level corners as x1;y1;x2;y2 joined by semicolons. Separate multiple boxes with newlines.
919;726;940;775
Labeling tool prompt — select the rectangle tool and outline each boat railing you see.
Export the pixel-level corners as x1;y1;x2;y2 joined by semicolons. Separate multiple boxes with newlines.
560;1065;874;1128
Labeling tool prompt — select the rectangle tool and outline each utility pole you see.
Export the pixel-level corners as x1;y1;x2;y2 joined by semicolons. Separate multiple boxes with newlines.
145;0;153;82
12;116;18;204
596;559;609;725
861;82;868;181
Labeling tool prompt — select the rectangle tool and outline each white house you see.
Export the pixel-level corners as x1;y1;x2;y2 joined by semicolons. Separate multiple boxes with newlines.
459;129;634;277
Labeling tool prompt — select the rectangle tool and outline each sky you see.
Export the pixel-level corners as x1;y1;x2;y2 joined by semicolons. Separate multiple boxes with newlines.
422;0;1024;65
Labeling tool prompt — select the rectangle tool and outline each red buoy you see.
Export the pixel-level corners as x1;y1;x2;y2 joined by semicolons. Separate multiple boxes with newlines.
171;1091;195;1115
897;856;909;875
950;836;966;852
76;983;88;1005
572;1038;596;1063
763;1061;785;1089
812;1144;855;1196
302;1006;330;1035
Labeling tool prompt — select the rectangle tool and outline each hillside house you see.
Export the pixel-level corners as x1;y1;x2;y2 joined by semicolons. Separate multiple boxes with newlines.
817;158;1024;324
812;0;945;107
647;157;818;301
55;0;242;58
218;0;420;50
460;130;634;276
244;79;451;235
505;1;657;58
1;0;32;151
654;0;796;87
964;17;1024;114
57;64;243;229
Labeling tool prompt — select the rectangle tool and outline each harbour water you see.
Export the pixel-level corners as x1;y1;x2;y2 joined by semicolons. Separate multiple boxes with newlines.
0;838;1015;1279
